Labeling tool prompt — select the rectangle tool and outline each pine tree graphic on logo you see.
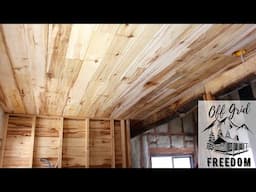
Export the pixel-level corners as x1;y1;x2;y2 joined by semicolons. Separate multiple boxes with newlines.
203;117;251;156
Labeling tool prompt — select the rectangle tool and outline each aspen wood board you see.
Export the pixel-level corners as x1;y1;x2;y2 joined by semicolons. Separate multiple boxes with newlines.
2;115;33;168
33;117;60;168
89;120;111;168
62;118;86;168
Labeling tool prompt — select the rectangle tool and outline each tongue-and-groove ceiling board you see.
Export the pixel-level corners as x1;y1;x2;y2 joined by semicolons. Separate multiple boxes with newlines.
0;24;256;121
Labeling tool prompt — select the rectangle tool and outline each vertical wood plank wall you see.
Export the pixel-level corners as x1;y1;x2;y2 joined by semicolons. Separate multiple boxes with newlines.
0;114;131;168
3;115;33;167
33;117;61;168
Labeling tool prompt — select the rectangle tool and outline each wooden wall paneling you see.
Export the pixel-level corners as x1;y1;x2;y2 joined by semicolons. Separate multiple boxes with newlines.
114;120;122;167
110;119;115;168
120;120;127;168
58;117;63;168
89;119;112;168
62;118;86;168
0;114;8;167
125;120;131;168
85;118;89;168
33;117;60;168
3;115;33;167
29;116;36;167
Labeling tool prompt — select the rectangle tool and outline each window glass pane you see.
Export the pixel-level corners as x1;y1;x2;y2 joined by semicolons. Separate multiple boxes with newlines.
151;156;173;168
173;157;191;168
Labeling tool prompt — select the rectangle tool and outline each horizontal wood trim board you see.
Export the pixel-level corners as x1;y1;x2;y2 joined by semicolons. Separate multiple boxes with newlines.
150;147;194;156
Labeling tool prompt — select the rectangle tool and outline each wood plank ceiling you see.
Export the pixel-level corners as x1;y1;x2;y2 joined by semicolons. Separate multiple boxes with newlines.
0;24;256;123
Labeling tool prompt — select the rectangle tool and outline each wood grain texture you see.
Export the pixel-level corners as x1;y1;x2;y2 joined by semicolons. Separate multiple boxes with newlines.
0;114;8;167
1;115;130;168
33;117;60;167
29;116;36;167
3;115;33;167
58;117;63;168
85;118;89;168
120;120;127;168
1;24;256;135
89;119;111;168
125;120;132;168
114;120;122;167
110;119;115;168
62;118;85;168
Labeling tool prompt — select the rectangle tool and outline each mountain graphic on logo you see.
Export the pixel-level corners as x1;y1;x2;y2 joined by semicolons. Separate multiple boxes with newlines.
202;116;253;134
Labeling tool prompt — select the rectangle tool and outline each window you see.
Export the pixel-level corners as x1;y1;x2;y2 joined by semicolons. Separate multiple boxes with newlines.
151;155;192;168
172;156;192;168
151;156;173;168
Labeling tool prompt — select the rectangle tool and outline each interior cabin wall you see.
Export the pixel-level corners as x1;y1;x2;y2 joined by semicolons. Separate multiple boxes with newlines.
131;108;197;168
131;78;256;168
0;115;131;168
0;106;4;145
0;107;6;163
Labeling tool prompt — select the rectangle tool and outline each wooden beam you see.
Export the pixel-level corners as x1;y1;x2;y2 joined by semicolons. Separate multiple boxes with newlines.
85;118;89;168
203;91;215;100
125;120;131;168
7;113;124;121
58;117;64;168
120;120;127;168
0;114;8;167
110;120;115;168
146;132;194;136
205;54;256;95
149;147;194;156
29;116;36;168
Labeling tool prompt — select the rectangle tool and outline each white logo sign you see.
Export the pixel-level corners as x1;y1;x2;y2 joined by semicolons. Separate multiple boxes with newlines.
198;101;256;168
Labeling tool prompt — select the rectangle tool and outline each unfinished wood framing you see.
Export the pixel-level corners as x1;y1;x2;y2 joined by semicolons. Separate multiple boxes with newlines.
114;120;122;167
63;118;87;168
110;120;115;168
125;120;131;168
120;120;127;168
58;117;63;168
3;115;33;167
85;118;89;168
33;117;60;168
0;114;8;167
29;116;36;167
0;114;130;168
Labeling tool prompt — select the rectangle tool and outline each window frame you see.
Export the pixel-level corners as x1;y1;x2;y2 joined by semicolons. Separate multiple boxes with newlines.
150;154;193;168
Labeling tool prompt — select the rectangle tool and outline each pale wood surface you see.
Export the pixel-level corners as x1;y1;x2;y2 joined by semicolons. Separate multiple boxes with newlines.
1;25;255;120
121;120;127;168
0;114;8;167
110;119;115;168
85;118;89;168
1;115;130;168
